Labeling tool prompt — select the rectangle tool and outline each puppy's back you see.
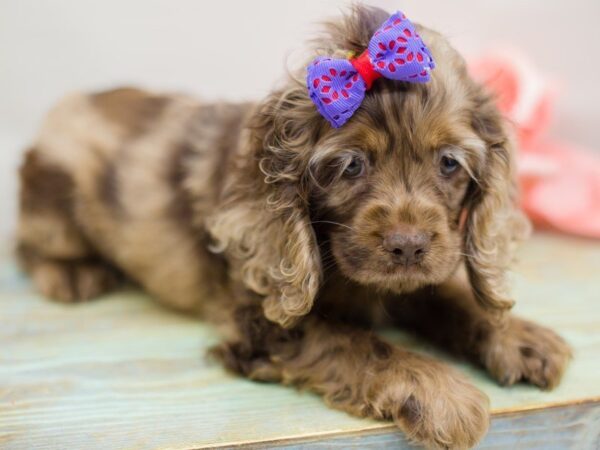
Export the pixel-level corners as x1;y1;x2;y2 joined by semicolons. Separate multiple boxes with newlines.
18;87;252;315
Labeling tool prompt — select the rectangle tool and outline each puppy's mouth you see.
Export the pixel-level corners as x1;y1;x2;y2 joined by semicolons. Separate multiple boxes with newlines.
330;238;433;288
360;249;432;280
381;258;426;275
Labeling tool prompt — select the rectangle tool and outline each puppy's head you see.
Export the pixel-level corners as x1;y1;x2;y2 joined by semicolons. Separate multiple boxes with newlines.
209;5;529;327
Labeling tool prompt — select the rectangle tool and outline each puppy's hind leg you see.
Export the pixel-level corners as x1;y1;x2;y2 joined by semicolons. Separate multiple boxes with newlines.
17;245;122;303
16;149;122;302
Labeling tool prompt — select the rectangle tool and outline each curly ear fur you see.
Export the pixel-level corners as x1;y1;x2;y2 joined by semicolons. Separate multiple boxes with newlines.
207;5;391;328
465;91;531;315
207;82;326;328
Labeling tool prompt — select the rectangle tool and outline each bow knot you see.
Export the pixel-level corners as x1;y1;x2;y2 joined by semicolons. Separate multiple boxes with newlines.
307;11;435;128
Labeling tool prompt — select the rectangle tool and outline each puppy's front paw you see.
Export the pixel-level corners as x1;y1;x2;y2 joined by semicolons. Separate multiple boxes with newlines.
372;360;490;449
483;318;572;390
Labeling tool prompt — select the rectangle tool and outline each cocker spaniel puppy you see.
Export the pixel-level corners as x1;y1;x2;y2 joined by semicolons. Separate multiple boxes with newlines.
17;5;571;449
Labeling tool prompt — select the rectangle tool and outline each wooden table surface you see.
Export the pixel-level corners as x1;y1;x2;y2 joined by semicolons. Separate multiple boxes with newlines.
1;233;599;449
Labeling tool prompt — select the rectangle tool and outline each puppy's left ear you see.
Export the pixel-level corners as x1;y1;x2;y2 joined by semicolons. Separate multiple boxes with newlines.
464;89;531;315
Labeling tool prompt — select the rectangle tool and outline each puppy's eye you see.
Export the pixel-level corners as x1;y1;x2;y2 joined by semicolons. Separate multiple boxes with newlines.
343;156;365;178
440;155;460;176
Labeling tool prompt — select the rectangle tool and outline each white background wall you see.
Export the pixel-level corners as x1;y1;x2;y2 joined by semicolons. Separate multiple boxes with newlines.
1;0;599;240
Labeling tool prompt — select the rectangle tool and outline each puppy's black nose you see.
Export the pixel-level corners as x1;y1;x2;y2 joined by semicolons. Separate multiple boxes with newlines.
382;229;430;266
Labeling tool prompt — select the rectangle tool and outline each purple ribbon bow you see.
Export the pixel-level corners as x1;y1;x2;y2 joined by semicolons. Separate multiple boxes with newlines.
306;11;435;128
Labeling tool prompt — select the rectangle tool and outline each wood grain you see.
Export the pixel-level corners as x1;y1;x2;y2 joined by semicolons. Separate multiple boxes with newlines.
272;401;600;449
0;233;599;449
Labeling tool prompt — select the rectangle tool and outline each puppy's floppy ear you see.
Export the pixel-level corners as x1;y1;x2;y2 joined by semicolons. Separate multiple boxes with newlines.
464;89;530;315
207;82;325;328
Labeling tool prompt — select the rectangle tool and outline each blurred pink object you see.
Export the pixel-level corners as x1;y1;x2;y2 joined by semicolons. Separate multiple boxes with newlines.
470;50;600;238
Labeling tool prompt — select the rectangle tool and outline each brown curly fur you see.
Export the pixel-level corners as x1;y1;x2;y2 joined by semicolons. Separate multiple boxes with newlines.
16;5;571;449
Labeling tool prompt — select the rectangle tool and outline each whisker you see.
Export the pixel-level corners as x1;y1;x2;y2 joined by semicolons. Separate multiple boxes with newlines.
311;220;356;232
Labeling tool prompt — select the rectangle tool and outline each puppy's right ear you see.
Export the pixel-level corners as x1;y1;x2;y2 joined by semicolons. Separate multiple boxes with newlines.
207;83;326;328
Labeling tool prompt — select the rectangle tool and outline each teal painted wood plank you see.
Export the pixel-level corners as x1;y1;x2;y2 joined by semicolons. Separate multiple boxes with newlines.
274;402;600;449
0;233;599;449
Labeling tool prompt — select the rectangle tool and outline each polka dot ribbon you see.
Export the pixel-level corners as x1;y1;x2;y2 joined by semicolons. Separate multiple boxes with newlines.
306;11;435;128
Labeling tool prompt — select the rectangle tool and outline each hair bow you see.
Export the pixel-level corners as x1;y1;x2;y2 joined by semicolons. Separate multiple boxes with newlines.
306;11;435;128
